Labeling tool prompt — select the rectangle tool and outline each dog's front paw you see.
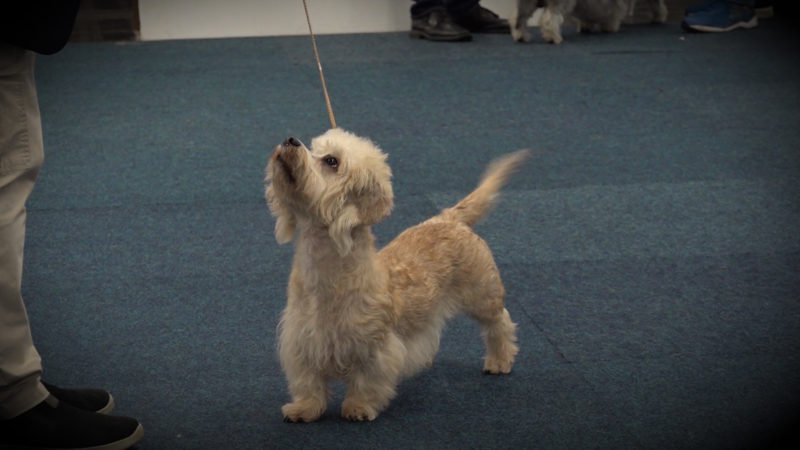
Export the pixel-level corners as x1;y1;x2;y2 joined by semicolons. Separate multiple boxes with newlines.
542;32;563;44
282;400;324;423
482;355;514;375
511;26;531;42
341;399;379;422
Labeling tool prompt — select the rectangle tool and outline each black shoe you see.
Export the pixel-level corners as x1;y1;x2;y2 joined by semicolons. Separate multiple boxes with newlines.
410;9;472;41
452;5;510;34
0;396;143;450
44;382;115;415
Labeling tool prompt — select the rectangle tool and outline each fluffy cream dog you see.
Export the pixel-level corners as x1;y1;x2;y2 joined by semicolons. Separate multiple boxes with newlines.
511;0;668;44
265;128;527;422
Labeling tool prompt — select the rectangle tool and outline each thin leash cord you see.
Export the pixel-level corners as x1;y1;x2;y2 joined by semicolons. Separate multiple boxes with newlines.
302;0;337;129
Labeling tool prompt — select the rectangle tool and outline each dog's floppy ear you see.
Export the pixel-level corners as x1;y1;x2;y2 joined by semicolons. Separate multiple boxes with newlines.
352;166;394;226
274;211;296;244
266;185;296;244
329;204;359;256
328;181;391;257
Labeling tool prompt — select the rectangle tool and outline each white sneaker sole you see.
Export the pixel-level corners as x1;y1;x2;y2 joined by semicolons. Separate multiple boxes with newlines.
688;15;758;32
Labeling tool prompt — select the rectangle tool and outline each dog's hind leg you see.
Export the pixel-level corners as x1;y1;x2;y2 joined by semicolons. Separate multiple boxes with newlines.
457;257;519;374
477;307;519;374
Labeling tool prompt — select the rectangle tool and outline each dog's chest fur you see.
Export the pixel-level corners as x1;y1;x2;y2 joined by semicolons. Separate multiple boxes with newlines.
282;227;395;375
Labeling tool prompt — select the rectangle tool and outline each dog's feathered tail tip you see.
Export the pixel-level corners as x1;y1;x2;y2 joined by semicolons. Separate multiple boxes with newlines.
441;149;530;227
480;149;530;184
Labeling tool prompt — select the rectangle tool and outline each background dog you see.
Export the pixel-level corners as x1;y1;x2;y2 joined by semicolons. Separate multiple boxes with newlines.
265;128;527;422
511;0;668;43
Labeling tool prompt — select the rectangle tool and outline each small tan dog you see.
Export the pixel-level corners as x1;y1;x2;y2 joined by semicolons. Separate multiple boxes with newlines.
265;128;527;422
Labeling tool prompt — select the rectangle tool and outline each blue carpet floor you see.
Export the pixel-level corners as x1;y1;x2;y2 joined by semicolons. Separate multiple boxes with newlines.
22;17;799;449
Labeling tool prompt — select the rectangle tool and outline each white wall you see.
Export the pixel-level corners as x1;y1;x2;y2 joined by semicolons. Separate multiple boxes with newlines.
139;0;517;41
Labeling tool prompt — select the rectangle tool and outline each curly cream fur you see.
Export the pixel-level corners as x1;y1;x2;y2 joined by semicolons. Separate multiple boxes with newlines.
511;0;667;43
265;128;527;422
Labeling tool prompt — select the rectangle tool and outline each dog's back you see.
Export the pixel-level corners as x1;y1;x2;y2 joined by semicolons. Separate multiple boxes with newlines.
378;150;528;376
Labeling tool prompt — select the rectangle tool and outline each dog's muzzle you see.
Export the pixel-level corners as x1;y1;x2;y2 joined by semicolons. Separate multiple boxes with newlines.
274;137;304;185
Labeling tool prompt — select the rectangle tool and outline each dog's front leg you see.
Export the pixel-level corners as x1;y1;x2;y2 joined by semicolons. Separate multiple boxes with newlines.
282;374;328;423
540;6;565;44
341;333;405;421
510;0;539;42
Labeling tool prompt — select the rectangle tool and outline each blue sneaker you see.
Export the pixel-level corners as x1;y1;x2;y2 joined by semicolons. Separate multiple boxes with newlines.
685;0;728;16
682;1;758;32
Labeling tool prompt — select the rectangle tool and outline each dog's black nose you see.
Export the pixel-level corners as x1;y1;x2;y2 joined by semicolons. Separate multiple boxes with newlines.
283;136;301;147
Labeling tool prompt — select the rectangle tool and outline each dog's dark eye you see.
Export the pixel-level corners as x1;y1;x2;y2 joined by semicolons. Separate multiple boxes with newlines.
322;155;339;170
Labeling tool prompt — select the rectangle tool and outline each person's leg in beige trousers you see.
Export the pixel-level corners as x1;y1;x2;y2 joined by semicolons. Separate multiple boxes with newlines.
0;42;49;421
0;42;143;449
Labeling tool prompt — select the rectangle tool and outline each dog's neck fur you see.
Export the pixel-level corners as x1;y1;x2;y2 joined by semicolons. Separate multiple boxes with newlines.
293;222;385;297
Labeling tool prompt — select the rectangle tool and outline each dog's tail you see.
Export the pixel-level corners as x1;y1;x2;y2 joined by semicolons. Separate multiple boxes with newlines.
439;149;530;227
